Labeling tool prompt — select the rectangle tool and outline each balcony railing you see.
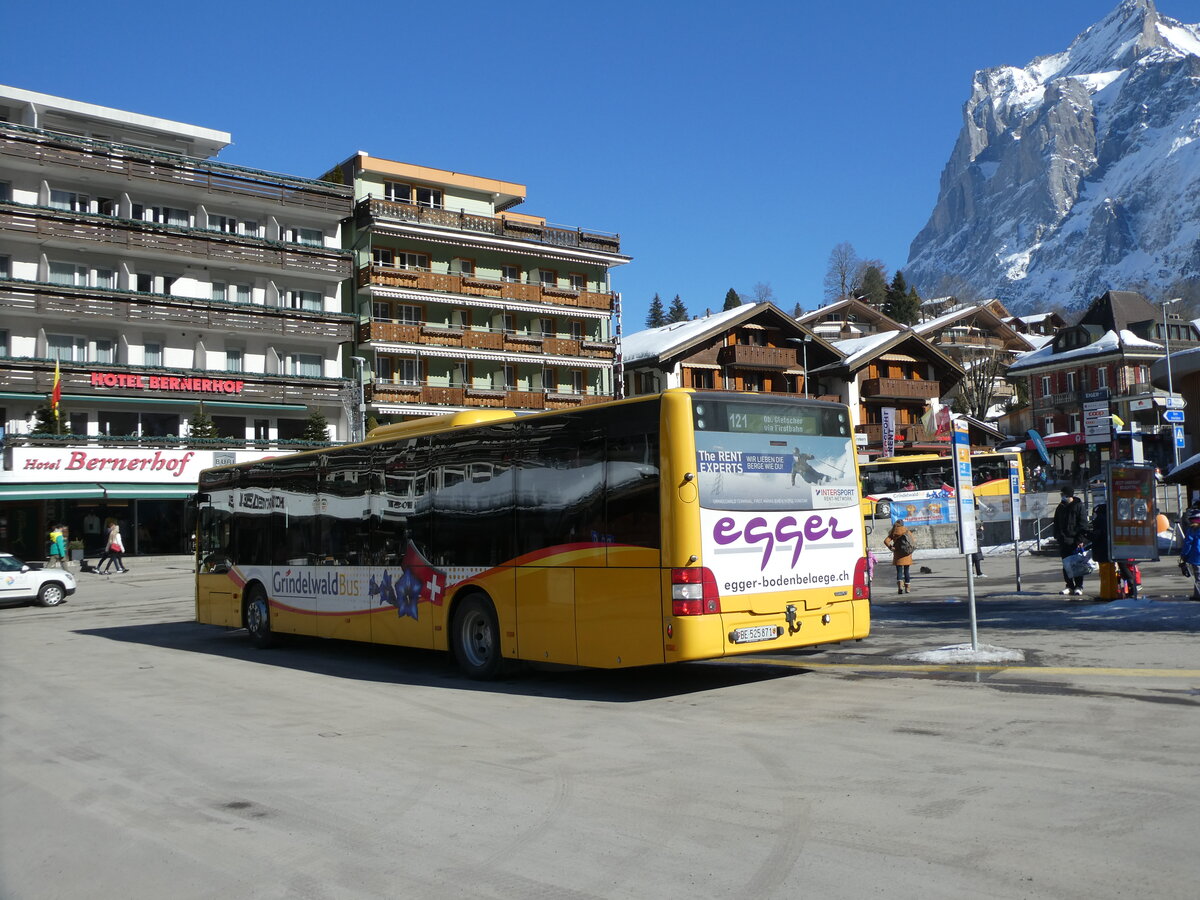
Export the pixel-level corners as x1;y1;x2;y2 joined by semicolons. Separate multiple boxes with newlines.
2;358;351;406
356;264;615;311
358;321;616;359
2;432;337;451
1;278;355;341
0;123;352;213
716;345;797;370
0;201;352;279
933;333;1008;350
356;197;622;255
859;378;940;400
366;382;611;411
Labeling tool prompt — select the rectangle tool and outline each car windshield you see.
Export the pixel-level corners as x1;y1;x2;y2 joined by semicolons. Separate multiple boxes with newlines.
0;555;25;572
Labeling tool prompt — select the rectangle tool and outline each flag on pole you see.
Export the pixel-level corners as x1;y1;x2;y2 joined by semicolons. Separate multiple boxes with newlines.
51;359;62;423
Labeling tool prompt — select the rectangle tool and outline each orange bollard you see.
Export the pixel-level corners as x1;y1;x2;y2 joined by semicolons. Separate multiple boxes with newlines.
1098;562;1119;600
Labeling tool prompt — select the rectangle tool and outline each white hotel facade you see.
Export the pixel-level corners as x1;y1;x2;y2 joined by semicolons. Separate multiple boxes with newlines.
0;85;355;558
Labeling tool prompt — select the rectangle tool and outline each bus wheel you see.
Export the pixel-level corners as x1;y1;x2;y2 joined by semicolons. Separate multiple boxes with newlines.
452;594;502;680
876;500;892;519
244;585;275;649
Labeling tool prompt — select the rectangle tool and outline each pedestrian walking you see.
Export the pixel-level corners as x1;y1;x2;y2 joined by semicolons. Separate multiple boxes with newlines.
98;519;128;574
47;524;66;568
883;518;915;594
972;520;986;577
1053;486;1087;595
1178;510;1200;601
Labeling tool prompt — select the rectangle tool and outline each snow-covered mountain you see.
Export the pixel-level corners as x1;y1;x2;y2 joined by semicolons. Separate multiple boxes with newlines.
905;0;1200;312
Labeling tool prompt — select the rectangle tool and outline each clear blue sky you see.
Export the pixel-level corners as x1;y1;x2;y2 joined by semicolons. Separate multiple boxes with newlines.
3;0;1178;330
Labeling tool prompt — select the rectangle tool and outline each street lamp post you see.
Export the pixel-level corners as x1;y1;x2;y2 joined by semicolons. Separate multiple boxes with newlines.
1161;299;1184;516
788;335;812;398
350;356;367;443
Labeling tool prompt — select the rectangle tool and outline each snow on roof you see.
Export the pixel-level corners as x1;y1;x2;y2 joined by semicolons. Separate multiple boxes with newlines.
1024;333;1054;350
621;303;763;364
913;303;1004;335
1008;329;1163;373
831;331;903;368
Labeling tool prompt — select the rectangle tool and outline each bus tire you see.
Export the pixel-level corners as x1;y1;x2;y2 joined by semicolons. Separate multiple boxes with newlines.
451;593;503;680
876;499;892;519
244;584;275;649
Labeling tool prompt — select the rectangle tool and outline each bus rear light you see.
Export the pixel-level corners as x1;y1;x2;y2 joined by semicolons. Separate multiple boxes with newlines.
671;567;721;616
853;556;870;600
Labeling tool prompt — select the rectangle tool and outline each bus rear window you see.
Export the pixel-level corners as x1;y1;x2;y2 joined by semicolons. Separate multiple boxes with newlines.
691;397;858;511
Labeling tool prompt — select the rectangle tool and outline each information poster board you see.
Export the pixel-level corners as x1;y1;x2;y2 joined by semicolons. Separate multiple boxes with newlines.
1107;463;1158;561
951;417;978;554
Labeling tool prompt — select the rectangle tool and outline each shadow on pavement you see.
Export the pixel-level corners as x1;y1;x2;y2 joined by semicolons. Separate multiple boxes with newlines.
74;620;805;702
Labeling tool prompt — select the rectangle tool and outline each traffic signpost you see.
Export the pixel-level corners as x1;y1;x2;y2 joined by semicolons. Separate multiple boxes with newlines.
1163;409;1185;423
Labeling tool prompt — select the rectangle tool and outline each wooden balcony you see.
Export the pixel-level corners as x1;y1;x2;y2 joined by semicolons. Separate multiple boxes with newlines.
860;377;940;400
0;202;352;279
717;345;798;369
1;123;352;214
357;321;617;360
365;383;613;411
356;265;615;311
2;278;355;341
933;333;1008;350
356;197;622;255
1;359;351;406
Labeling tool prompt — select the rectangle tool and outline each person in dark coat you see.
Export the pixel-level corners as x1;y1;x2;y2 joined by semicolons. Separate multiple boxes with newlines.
1090;504;1137;599
1053;486;1087;595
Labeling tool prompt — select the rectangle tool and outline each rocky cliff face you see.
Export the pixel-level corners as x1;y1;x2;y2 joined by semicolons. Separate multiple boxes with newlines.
905;0;1200;312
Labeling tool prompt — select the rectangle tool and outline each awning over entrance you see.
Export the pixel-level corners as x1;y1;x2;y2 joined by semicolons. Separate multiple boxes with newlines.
0;482;195;501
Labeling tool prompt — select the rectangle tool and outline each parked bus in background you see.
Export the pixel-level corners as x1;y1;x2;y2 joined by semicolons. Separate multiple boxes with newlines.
859;451;1024;522
195;390;870;678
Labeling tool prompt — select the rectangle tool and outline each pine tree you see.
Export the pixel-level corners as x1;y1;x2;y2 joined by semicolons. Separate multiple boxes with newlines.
793;302;804;318
884;272;909;320
667;294;689;323
860;265;888;308
188;403;218;440
31;402;68;435
891;286;922;325
646;293;666;328
301;409;330;443
723;288;742;311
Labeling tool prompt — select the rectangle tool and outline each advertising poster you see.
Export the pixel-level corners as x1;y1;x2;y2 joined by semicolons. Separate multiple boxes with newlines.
1108;463;1158;560
881;407;896;458
951;417;978;554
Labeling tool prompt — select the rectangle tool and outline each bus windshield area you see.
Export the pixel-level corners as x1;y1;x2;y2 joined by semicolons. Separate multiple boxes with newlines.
691;397;859;512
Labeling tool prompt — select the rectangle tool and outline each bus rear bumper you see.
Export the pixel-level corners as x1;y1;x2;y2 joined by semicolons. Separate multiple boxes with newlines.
664;599;869;662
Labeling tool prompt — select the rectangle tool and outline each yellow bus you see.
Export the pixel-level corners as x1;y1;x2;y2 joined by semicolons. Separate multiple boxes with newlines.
195;390;870;678
859;450;1024;522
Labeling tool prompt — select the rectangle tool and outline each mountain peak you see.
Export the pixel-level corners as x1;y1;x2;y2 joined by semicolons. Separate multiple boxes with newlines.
1057;0;1166;76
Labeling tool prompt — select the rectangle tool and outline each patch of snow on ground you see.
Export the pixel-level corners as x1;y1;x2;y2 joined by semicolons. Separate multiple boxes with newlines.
898;643;1026;664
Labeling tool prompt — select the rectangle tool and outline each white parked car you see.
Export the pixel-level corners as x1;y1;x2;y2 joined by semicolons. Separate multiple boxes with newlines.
0;553;76;607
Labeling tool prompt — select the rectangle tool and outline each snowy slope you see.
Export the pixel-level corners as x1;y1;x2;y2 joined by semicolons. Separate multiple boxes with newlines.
905;0;1200;312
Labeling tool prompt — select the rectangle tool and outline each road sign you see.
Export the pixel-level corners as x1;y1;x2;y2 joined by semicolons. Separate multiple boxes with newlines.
1175;425;1186;449
1163;409;1185;423
1166;397;1187;409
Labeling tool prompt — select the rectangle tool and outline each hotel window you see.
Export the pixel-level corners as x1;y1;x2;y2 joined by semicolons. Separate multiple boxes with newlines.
226;347;243;372
537;317;554;337
1069;413;1081;433
384;182;411;203
396;304;420;326
94;339;113;365
1040;375;1052;397
538;269;558;287
239;219;260;237
0;255;9;279
49;262;88;286
397;358;419;385
0;181;10;201
501;264;521;283
397;252;429;270
290;227;323;247
144;342;163;367
95;268;115;290
569;273;586;291
96;197;117;216
50;189;89;212
571;371;585;394
47;334;87;362
287;290;322;311
1097;367;1107;388
372;301;391;321
150;206;190;227
451;258;475;276
500;313;515;334
0;329;7;357
209;214;238;234
372;247;394;266
496;364;515;390
1043;416;1055;434
415;186;443;209
1065;371;1076;391
212;282;228;302
570;321;585;341
287;353;322;378
692;369;714;389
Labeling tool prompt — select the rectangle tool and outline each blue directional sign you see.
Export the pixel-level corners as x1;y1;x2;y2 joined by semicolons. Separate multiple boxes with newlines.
1175;425;1186;449
1163;409;1185;423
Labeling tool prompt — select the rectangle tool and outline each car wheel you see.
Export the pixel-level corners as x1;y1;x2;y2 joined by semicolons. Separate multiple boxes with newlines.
37;582;66;607
244;585;275;648
451;594;503;680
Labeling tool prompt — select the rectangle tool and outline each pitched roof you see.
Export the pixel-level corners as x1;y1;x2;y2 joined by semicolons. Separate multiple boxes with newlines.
1007;329;1163;373
622;302;841;367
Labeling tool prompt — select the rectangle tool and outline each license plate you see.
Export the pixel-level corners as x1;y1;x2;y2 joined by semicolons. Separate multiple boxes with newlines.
730;625;779;644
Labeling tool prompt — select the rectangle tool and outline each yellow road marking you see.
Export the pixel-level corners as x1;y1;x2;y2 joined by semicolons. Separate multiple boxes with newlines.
733;659;1200;678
